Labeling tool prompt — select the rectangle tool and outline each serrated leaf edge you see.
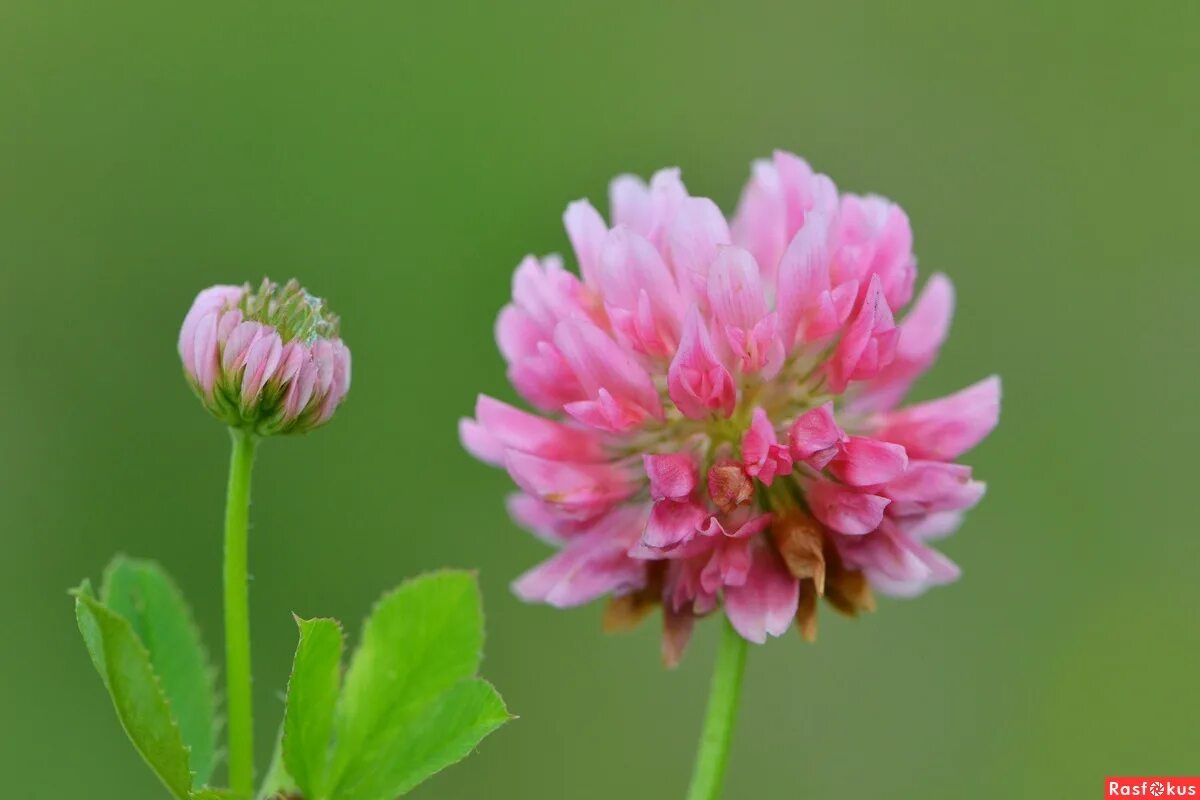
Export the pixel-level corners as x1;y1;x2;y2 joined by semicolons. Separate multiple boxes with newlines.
281;615;345;800
351;569;486;665
100;555;223;778
72;581;199;800
326;570;513;799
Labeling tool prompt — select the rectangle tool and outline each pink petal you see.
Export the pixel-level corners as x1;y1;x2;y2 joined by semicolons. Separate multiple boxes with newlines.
775;208;839;349
473;394;606;462
240;330;283;406
504;451;637;512
495;304;545;364
807;479;890;536
664;555;718;614
272;341;306;387
716;511;773;540
700;538;752;593
513;514;647;608
642;499;710;550
708;245;769;331
883;460;986;516
554;318;663;431
190;311;221;395
666;197;731;306
507;339;587;413
825;274;897;393
731;158;787;283
850;274;955;413
643;453;698;501
667;307;737;419
216;308;243;344
609;167;688;245
179;285;243;371
563;199;608;290
773;150;837;238
829;437;909;487
505;493;609;545
599;227;684;356
832;194;916;310
222;321;264;372
788;402;846;469
837;523;960;598
283;356;318;420
741;408;793;485
644;167;688;248
723;542;800;644
323;340;351;417
708;246;784;377
609;174;653;235
496;265;590;411
310;339;336;399
898;510;964;542
459;418;505;466
874;375;1001;460
511;254;586;332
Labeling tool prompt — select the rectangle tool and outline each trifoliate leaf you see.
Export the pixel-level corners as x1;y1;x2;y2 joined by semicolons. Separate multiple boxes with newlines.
102;556;219;786
282;617;343;798
327;570;511;799
333;678;509;798
73;579;194;800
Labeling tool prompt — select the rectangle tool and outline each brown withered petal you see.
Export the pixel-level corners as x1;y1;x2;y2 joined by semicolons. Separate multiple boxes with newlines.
771;512;827;595
603;562;664;634
602;590;659;633
825;566;876;616
707;458;755;512
795;579;819;642
662;605;695;669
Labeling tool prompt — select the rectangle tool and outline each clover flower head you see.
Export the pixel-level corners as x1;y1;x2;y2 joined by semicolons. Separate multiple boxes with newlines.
179;278;351;435
461;152;1000;665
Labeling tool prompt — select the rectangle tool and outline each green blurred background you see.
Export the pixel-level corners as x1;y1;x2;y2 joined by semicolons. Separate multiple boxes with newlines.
2;1;1197;797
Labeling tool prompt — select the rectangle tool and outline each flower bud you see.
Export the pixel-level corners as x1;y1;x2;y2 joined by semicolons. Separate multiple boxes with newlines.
179;279;351;434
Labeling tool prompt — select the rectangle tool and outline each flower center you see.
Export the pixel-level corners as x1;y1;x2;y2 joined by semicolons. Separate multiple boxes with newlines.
239;278;340;345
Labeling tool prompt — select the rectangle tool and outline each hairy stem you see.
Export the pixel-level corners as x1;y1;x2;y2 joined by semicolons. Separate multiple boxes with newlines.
224;428;257;793
686;617;749;800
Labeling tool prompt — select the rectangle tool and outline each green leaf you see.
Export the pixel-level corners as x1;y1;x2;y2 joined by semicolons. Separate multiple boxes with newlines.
73;580;194;800
328;570;511;799
282;617;343;798
190;790;248;800
334;679;509;799
102;556;219;786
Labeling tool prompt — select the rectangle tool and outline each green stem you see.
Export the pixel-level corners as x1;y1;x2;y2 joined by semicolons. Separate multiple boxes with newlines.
223;428;257;794
686;617;749;800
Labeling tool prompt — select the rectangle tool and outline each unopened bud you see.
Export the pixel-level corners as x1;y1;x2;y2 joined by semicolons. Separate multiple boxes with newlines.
179;279;351;435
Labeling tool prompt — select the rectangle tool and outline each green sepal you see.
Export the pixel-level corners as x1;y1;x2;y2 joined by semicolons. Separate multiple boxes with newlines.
73;579;195;800
101;555;219;786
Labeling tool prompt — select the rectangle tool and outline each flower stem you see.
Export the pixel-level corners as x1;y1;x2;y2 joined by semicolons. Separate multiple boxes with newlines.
223;428;257;794
686;617;749;800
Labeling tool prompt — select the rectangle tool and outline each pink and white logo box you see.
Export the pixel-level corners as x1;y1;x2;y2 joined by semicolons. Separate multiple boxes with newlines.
1106;778;1200;797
